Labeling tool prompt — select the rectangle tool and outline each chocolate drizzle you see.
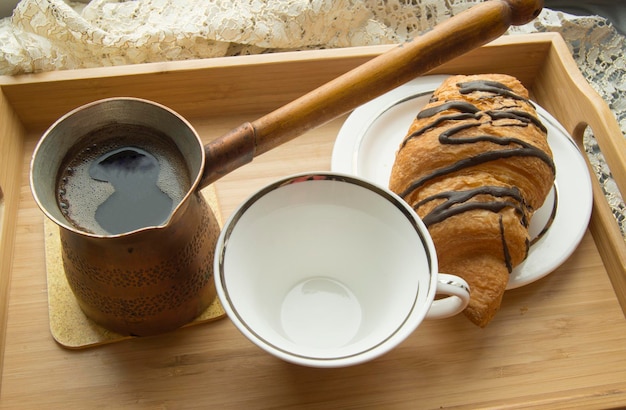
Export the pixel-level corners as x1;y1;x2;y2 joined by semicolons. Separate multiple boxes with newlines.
399;118;555;199
499;216;514;272
399;79;555;198
458;80;528;102
396;79;554;273
416;186;528;228
415;186;530;272
417;101;480;118
402;113;476;147
486;110;547;133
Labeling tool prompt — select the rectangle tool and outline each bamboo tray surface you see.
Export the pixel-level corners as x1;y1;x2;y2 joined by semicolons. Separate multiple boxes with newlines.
2;33;626;409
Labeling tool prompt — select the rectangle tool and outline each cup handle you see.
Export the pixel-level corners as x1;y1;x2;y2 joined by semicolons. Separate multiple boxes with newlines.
426;273;470;320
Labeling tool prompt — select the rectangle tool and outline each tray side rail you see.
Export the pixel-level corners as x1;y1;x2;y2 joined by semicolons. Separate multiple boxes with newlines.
532;34;626;315
0;87;26;389
0;34;553;134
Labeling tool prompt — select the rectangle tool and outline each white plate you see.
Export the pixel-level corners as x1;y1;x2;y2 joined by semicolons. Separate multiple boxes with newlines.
332;75;593;289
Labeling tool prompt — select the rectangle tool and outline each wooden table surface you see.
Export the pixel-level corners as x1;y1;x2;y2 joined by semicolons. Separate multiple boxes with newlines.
1;33;626;408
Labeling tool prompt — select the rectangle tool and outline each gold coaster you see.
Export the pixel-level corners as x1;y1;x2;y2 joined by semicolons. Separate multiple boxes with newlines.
45;186;226;349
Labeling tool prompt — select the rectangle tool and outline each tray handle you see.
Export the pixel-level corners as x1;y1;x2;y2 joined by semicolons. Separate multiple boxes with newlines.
540;36;626;313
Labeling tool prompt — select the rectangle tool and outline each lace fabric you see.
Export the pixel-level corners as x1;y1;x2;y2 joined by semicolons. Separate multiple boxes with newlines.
1;0;625;234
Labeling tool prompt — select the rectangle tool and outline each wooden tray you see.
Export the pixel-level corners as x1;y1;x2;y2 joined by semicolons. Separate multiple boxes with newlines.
2;33;626;408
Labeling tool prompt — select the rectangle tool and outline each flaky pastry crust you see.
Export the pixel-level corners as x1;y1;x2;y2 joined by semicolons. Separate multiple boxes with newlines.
389;74;555;327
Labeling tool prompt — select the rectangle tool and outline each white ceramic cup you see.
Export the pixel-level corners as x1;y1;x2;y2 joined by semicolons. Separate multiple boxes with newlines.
215;172;470;367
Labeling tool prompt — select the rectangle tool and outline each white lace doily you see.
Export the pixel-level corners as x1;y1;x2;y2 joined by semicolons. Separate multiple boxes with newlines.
1;0;625;234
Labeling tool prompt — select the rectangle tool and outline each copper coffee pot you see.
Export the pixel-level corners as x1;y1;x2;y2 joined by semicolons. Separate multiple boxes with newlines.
30;0;543;337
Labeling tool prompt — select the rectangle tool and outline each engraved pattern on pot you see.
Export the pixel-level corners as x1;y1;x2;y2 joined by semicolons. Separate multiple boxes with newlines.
61;195;217;320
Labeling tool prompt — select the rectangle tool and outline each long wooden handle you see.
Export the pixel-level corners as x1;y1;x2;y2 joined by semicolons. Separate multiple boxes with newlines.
201;0;544;188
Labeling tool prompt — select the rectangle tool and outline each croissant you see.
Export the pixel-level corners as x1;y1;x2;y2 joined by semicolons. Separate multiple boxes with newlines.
389;74;555;327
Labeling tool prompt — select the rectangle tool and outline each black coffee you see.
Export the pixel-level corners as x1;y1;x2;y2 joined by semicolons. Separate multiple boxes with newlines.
57;124;191;235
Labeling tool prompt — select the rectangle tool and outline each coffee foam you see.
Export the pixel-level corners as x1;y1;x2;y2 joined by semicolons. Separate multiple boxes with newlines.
57;125;191;235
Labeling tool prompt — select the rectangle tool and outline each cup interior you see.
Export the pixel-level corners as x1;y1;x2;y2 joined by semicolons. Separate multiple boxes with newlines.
216;174;437;366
